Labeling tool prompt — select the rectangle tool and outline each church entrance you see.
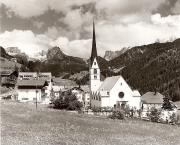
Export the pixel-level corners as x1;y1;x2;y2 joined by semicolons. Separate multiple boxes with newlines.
116;101;128;110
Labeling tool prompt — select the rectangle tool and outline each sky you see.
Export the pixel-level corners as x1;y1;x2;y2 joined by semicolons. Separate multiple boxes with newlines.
0;0;180;58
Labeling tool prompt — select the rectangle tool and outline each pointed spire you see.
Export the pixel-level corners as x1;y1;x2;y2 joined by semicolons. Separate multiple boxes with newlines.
90;20;98;66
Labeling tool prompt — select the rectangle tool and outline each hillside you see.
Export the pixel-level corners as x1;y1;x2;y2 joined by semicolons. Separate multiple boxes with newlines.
110;39;180;101
104;48;128;61
0;47;23;72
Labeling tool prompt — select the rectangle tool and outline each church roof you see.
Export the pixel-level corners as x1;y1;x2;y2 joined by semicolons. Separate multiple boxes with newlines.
98;75;120;91
90;21;98;66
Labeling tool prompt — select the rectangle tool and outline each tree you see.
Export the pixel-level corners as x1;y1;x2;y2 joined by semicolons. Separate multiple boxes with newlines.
52;91;83;111
162;97;173;111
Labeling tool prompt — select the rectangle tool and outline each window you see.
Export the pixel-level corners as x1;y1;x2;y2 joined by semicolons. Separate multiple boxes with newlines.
107;92;109;95
94;69;97;74
94;62;96;65
22;98;28;100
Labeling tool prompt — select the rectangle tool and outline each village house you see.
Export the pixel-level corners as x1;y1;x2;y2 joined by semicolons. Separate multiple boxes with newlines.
18;72;52;97
141;92;164;117
89;22;141;110
70;85;90;108
81;85;90;108
0;70;18;88
16;79;48;103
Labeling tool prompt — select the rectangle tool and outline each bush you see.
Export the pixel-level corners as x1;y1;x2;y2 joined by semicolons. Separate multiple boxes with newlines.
149;107;161;122
109;110;125;120
52;92;83;111
92;107;101;113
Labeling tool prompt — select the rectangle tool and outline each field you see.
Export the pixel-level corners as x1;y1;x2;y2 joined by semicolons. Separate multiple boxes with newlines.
1;100;180;145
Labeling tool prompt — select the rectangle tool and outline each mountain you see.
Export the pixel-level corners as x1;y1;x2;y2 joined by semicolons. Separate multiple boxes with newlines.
28;47;88;76
0;46;23;72
104;47;128;61
0;46;13;59
110;38;180;101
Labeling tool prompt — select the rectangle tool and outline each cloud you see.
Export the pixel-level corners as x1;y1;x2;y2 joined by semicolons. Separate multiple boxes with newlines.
0;0;49;18
95;0;167;21
50;37;92;58
172;0;180;14
95;13;180;49
33;21;44;29
151;13;180;26
0;30;51;57
0;0;95;18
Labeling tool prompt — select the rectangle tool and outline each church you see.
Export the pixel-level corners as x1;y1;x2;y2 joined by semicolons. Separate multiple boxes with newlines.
89;22;141;110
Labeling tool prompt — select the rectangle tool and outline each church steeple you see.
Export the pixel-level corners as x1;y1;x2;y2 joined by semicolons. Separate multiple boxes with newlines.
90;21;98;66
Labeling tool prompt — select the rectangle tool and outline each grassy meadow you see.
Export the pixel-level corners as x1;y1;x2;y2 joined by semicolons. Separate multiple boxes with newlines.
1;100;180;145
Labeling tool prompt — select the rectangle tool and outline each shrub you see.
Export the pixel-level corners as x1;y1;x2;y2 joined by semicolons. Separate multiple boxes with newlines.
67;100;83;111
169;112;177;124
162;97;173;111
109;110;125;120
52;92;83;111
149;107;161;122
92;107;101;113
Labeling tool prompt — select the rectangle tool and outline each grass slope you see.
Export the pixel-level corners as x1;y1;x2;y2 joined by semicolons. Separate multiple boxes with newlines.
1;100;180;145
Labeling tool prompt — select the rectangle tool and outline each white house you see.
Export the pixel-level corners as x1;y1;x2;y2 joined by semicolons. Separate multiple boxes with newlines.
141;92;164;118
16;80;48;103
70;85;91;108
18;72;52;98
89;22;141;110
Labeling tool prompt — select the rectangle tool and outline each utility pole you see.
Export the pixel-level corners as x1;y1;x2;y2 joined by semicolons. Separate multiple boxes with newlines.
35;71;39;110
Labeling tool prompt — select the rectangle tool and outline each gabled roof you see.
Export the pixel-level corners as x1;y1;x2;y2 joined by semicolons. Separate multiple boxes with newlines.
98;75;120;91
17;80;47;87
141;92;164;104
0;70;14;76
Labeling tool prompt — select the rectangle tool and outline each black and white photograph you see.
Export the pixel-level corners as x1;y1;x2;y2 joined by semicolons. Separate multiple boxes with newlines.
0;0;180;144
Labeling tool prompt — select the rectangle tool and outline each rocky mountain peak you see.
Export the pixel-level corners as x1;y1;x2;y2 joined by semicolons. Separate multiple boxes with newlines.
47;46;65;61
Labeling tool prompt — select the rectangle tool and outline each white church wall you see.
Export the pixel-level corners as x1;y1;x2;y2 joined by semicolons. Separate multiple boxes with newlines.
128;97;141;110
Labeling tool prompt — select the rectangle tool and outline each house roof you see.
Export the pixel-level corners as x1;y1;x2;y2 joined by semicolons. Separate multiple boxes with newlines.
52;78;77;86
141;92;164;104
17;80;47;87
81;85;90;92
0;70;13;76
98;75;120;91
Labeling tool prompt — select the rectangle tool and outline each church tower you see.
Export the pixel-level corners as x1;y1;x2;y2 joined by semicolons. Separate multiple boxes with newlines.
90;21;101;92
